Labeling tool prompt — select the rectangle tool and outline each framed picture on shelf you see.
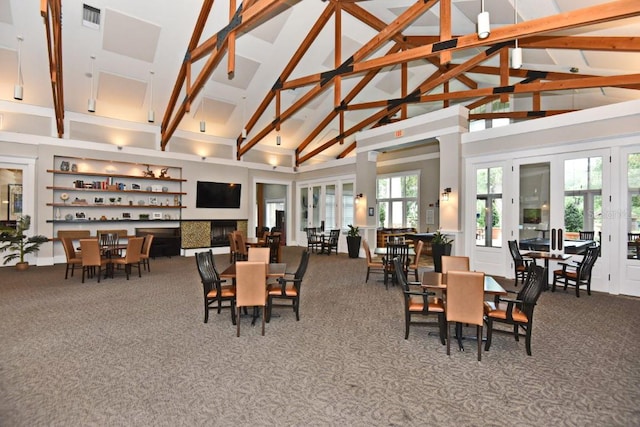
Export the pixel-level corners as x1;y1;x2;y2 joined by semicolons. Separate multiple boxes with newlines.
149;196;158;206
152;212;162;220
122;212;131;219
94;197;104;205
8;184;22;221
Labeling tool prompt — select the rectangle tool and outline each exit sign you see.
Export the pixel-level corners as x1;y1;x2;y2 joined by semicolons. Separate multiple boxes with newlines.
395;130;404;138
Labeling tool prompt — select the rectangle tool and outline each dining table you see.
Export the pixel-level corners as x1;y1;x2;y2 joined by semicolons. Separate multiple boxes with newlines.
524;251;571;290
421;272;507;351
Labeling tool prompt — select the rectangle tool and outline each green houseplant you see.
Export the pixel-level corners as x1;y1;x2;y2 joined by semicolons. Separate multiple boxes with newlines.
0;215;48;270
431;229;454;273
346;224;361;258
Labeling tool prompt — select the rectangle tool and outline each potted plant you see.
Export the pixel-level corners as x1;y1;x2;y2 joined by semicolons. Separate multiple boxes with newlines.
346;224;362;258
431;229;454;273
0;215;49;270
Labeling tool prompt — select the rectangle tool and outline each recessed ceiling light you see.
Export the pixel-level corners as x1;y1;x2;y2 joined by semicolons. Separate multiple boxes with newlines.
570;67;579;73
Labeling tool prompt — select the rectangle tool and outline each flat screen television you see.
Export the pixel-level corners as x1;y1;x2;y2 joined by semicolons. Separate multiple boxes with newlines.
523;208;542;224
196;181;241;208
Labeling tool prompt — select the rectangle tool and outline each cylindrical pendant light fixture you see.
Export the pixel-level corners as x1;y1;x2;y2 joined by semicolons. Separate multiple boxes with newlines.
147;70;155;123
511;0;522;69
477;0;490;39
14;35;24;100
276;134;282;146
88;55;96;112
200;95;206;132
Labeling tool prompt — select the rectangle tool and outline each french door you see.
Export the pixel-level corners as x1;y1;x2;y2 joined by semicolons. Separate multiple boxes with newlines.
514;149;611;293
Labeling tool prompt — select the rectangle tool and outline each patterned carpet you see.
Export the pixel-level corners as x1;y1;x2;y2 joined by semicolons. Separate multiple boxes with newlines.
1;247;639;426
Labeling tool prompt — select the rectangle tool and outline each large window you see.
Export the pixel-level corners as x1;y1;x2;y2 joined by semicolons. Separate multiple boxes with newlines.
377;173;418;228
476;167;503;247
628;153;640;260
564;157;602;240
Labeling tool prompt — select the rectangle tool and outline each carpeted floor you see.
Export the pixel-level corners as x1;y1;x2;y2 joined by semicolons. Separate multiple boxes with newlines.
1;246;639;426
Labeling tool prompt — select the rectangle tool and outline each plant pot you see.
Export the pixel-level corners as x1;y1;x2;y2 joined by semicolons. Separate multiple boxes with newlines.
15;262;29;271
346;236;361;258
432;243;452;273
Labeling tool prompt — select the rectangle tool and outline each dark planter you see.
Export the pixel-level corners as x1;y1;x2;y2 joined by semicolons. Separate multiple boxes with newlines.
432;243;452;273
346;236;362;258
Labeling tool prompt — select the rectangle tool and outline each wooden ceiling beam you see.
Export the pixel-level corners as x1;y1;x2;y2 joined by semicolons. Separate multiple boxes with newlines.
41;0;64;138
161;0;297;150
439;0;452;64
469;110;575;120
243;0;437;159
237;3;335;157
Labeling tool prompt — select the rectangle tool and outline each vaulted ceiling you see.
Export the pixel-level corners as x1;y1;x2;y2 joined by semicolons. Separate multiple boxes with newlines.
2;0;639;166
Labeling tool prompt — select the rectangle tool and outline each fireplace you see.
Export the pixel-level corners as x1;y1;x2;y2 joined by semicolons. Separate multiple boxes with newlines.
211;220;237;247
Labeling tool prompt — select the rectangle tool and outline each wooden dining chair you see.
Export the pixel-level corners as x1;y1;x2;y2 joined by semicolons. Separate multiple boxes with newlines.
395;257;445;344
228;232;237;263
441;255;470;284
235;261;268;336
140;234;154;272
61;237;83;279
234;231;248;261
484;264;545;356
363;239;384;283
196;250;236;325
79;238;111;283
508;240;532;287
111;237;144;279
446;270;485;361
406;240;425;281
248;247;270;263
267;250;309;322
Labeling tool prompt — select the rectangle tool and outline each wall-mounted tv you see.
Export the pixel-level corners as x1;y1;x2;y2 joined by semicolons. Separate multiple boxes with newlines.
523;208;542;224
196;181;241;208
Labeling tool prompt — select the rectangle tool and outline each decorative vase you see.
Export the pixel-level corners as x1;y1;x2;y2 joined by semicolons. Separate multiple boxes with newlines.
55;208;61;220
432;243;452;273
60;161;70;171
347;236;361;258
15;262;29;271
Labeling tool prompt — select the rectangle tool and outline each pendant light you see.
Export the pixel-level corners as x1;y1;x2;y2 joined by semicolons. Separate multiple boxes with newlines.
276;133;282;146
88;55;96;112
477;0;490;39
241;95;247;139
13;36;24;100
200;96;206;133
511;0;523;69
147;71;155;123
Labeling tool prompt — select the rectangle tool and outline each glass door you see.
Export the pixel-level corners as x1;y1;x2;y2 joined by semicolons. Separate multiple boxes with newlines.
516;149;610;292
620;148;640;296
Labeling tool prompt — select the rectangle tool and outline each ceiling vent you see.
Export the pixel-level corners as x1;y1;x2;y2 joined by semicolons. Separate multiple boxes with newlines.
82;4;101;30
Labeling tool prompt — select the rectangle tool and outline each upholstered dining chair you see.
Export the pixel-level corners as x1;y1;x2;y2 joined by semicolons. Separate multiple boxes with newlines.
552;244;600;297
441;255;470;285
111;237;144;279
235;261;268;336
79;238;111;283
140;234;154;272
446;270;485;361
234;231;248;262
196;250;236;325
363;239;384;283
267;250;309;322
228;232;237;263
394;257;445;344
484;264;545;356
406;240;425;281
508;240;532;287
248;247;270;263
61;237;83;279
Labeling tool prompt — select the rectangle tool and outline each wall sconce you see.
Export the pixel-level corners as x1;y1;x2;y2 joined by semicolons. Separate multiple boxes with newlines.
355;193;364;203
441;187;452;201
477;0;491;39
